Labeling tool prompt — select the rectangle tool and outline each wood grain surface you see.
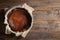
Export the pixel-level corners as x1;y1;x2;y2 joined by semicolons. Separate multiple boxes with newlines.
0;0;60;40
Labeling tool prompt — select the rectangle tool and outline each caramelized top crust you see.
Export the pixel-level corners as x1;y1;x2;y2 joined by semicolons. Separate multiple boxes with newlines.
7;8;28;32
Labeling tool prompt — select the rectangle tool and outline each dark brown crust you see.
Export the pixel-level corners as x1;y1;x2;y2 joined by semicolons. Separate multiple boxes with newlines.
7;8;28;32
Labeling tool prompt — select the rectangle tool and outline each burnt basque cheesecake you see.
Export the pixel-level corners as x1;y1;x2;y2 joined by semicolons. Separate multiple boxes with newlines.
7;8;32;32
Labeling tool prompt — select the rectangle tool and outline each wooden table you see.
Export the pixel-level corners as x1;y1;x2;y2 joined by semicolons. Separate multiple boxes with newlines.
0;0;60;40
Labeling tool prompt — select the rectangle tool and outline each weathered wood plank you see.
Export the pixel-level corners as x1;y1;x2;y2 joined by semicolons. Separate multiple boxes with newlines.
0;0;60;40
